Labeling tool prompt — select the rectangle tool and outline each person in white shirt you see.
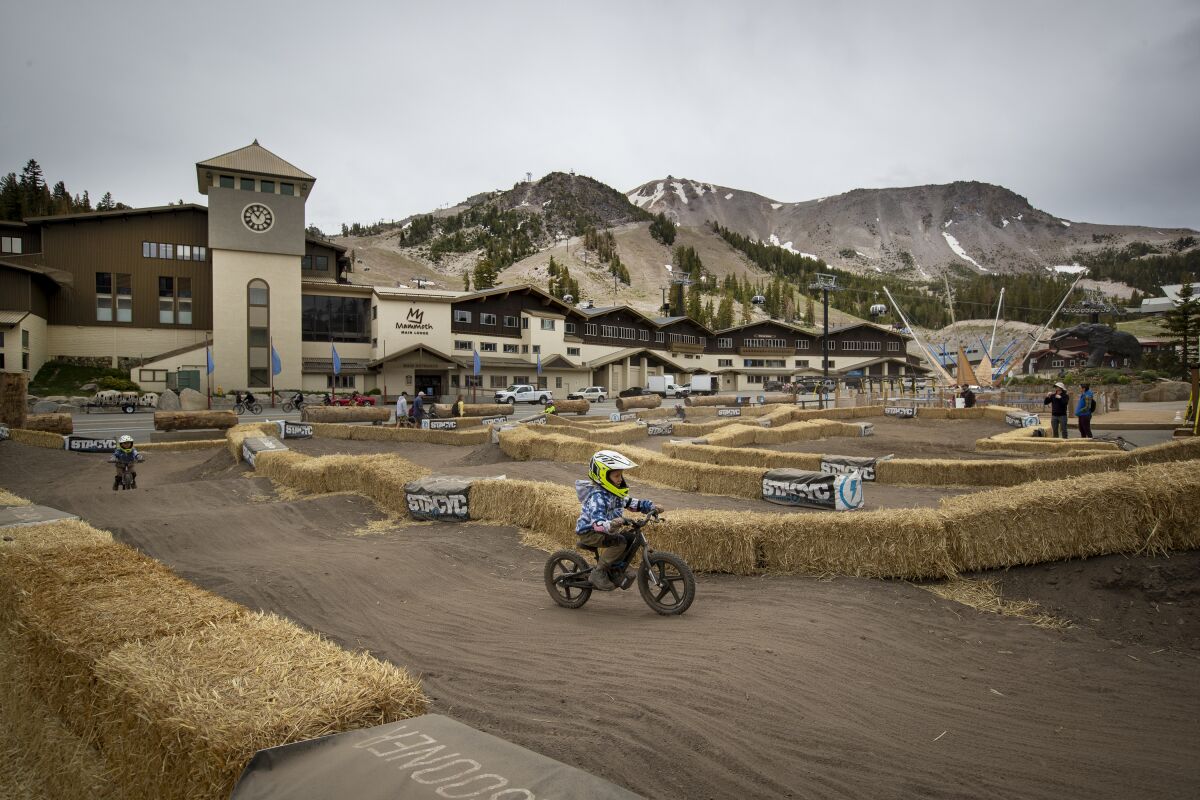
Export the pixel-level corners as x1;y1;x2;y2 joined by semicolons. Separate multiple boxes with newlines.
395;391;409;426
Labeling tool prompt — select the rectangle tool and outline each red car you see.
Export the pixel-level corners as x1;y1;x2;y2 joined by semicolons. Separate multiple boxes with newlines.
327;392;376;407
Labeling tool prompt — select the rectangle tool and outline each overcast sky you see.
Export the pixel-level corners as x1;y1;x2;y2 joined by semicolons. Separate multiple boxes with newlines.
3;0;1198;233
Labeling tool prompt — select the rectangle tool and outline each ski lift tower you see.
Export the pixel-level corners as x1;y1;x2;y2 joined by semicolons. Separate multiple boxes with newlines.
809;273;844;409
1062;289;1127;324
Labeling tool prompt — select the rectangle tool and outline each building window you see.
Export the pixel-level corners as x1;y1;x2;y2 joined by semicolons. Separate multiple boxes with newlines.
281;182;295;196
22;352;28;370
454;340;473;351
371;305;377;320
219;175;234;188
159;276;175;324
142;241;157;258
744;359;785;368
718;337;733;348
1;236;22;254
842;341;861;351
567;347;580;356
796;340;811;350
260;180;275;194
747;375;766;384
371;337;377;347
240;177;256;191
247;279;270;387
887;341;900;352
139;369;167;382
503;315;518;328
178;277;192;324
22;329;29;348
96;272;113;321
585;323;599;337
601;325;637;340
326;375;355;389
115;273;132;322
864;341;881;352
826;341;836;351
521;345;529;354
490;376;508;388
521;317;530;330
161;243;174;259
513;375;530;385
481;313;497;325
454;310;472;323
795;359;810;368
748;337;787;348
537;377;548;389
177;244;191;260
315;255;328;270
0;352;4;369
540;319;555;331
824;359;836;368
503;343;519;353
480;342;497;352
669;333;704;347
532;345;541;353
639;330;649;341
564;322;576;335
194;246;207;261
556;377;563;389
301;256;312;269
718;358;733;367
301;296;370;342
1051;359;1064;368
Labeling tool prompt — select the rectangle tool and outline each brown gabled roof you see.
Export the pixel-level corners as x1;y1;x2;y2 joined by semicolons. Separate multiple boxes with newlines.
0;255;74;288
133;341;207;368
197;140;314;180
367;343;459;368
25;203;207;225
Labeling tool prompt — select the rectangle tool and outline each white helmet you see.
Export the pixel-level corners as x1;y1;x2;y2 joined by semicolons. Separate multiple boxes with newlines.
118;434;134;449
589;450;638;498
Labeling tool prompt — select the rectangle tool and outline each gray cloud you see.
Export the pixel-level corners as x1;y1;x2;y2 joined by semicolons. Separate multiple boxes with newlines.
2;0;1197;232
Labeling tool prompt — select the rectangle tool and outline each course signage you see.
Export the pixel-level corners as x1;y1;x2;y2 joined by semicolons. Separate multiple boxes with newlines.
608;412;639;422
404;477;472;521
64;435;118;453
0;424;8;441
229;714;641;800
820;455;883;482
717;408;741;417
884;406;917;418
480;415;507;425
241;436;288;468
425;419;458;431
762;468;864;511
858;423;875;437
1005;412;1040;428
275;421;313;439
646;421;674;436
520;415;547;426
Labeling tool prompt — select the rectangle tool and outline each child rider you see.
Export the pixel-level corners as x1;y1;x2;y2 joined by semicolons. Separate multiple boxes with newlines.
110;434;145;490
575;450;663;590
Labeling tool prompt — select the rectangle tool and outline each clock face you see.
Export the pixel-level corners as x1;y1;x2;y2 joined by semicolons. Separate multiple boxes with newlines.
242;203;274;233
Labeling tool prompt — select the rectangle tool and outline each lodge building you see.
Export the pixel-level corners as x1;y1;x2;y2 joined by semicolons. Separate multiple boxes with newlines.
0;142;923;398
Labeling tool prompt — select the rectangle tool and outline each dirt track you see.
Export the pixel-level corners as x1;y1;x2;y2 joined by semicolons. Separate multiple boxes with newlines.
2;442;1198;799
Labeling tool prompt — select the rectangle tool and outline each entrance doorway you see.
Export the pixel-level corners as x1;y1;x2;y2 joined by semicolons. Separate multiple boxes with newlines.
415;373;444;401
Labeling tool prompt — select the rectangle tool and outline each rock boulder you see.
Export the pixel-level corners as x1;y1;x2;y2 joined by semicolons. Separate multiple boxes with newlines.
179;387;206;410
157;389;181;411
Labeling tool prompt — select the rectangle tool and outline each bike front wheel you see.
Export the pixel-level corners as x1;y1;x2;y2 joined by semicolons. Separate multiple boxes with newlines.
282;402;294;412
248;402;262;415
638;551;695;615
544;549;593;609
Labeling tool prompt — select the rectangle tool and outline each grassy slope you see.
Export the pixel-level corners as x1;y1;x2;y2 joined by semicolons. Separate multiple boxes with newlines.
30;361;133;396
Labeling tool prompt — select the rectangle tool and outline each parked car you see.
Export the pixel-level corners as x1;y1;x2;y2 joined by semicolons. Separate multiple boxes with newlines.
567;386;607;402
648;376;690;398
329;392;376;407
494;384;553;404
618;386;652;398
763;380;789;392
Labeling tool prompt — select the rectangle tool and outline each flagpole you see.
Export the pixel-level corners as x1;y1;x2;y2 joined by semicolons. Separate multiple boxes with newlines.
205;333;211;410
269;335;276;408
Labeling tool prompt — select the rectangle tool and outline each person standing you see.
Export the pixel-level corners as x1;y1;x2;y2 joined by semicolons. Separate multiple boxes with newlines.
412;390;426;424
1076;382;1096;438
1043;381;1071;438
453;394;465;417
960;385;977;408
394;391;408;427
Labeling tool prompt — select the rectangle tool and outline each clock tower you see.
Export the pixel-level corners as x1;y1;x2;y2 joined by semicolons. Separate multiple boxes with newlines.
196;141;315;393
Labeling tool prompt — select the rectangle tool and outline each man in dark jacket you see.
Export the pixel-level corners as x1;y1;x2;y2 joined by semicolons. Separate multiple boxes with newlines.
1043;381;1070;438
412;390;426;423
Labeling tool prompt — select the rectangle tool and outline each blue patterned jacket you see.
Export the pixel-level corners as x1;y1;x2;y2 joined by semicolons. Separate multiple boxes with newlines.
575;479;653;535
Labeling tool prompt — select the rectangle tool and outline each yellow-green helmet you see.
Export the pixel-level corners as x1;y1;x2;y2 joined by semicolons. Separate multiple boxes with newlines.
589;449;637;499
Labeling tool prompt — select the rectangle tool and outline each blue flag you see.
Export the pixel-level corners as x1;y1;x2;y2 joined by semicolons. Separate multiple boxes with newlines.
536;351;542;375
206;347;215;375
270;344;282;376
332;344;341;376
472;349;481;376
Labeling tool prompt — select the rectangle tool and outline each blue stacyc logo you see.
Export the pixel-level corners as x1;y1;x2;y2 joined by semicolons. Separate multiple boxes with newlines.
837;475;864;510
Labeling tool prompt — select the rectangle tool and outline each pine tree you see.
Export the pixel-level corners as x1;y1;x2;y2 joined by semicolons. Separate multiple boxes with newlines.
741;298;752;324
715;293;734;330
804;294;815;325
649;212;676;246
686;282;702;320
0;173;21;221
19;159;47;217
463;271;471;291
97;192;115;211
80;190;91;211
1162;277;1198;378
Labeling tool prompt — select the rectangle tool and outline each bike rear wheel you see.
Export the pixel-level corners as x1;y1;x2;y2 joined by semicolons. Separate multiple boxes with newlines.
544;549;593;609
282;401;294;412
248;402;262;415
638;551;695;615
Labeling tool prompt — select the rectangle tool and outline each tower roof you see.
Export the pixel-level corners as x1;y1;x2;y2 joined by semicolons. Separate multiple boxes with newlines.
196;140;315;193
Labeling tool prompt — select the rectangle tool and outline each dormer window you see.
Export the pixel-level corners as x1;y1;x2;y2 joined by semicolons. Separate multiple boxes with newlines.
281;183;295;196
219;175;234;188
260;180;275;194
241;177;256;191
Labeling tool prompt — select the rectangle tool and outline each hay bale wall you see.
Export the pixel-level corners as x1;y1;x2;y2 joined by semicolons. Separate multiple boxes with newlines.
0;518;428;800
154;410;238;431
0;371;28;430
615;394;662;411
24;413;73;434
295;422;490;446
9;428;66;448
300;406;392;424
976;425;1119;453
254;450;430;515
138;439;226;452
430;402;514;417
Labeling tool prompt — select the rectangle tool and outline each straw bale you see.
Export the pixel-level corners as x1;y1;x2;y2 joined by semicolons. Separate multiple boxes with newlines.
1;372;28;428
308;421;355;439
226;421;278;461
346;423;491;446
615;394;662;411
0;631;120;800
469;478;579;551
9;428;66;448
12;566;244;737
552;399;591;415
1123;460;1200;550
154;410;238;431
24;412;73;434
430;402;513;417
755;507;953;578
301;406;392;423
93;612;427;800
0;486;30;506
139;438;225;452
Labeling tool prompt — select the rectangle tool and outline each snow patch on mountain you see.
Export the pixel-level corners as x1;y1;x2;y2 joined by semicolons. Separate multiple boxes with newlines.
628;182;665;209
770;203;782;210
942;231;988;273
1050;264;1087;274
724;193;733;200
672;181;689;205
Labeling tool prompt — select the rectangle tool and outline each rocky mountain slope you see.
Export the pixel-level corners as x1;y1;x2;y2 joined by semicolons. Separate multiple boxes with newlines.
626;178;1196;278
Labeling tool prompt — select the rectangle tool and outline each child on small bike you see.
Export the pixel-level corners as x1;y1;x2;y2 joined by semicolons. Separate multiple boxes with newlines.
575;450;663;590
109;434;144;490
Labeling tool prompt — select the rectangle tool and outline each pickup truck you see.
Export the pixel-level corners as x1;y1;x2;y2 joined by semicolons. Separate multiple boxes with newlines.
567;386;607;402
494;384;553;404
